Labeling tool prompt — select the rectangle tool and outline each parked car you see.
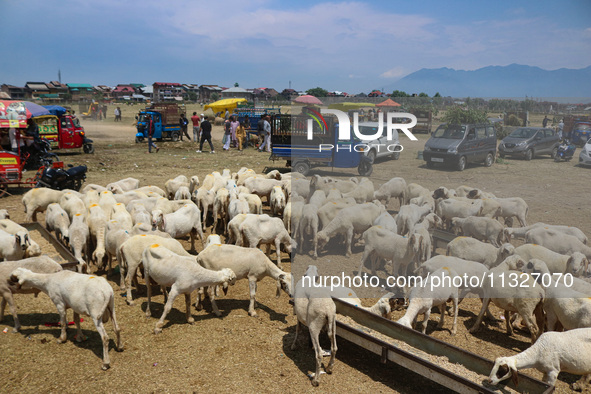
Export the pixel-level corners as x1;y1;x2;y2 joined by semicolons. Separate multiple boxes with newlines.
498;127;560;160
571;121;591;147
423;123;497;171
357;121;400;162
579;137;591;167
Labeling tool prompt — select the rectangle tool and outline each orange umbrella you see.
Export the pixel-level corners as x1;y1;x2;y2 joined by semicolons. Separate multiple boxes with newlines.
376;98;401;107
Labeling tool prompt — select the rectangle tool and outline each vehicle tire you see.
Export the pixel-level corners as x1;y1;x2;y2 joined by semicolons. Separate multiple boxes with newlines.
525;149;533;161
551;147;558;159
367;150;376;163
83;144;94;154
484;152;494;167
392;151;400;160
457;156;466;171
171;131;180;142
293;161;310;176
426;161;434;168
0;175;7;198
499;153;505;159
358;161;373;176
135;136;144;143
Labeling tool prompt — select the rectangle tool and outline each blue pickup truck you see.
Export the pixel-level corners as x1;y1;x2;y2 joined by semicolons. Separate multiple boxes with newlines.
135;103;185;142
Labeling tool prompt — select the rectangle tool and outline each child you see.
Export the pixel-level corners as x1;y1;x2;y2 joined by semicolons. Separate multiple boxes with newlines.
236;122;246;151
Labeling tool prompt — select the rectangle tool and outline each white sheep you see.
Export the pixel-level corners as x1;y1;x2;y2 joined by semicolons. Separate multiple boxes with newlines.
212;187;230;233
373;211;398;234
289;200;305;239
98;190;118;220
317;198;357;229
194;188;216;230
244;177;284;201
240;214;294;268
488;328;591;389
397;267;459;335
291;269;337;387
409;193;436;213
435;198;483;230
69;213;90;273
174;185;191;201
104;220;131;277
106;177;140;193
342;177;374;203
142;245;236;334
330;286;394;318
310;174;356;195
291;177;311;200
513;243;588;277
87;204;108;269
227;196;250;222
45;203;71;244
110;203;133;232
0;256;62;332
504;222;588;244
164;175;190;199
195;244;291;317
450;216;507;247
412;213;442;263
446;237;515;268
9;268;123;370
81;184;107;194
0;209;9;219
403;183;430;205
308;190;327;208
373;177;406;207
396;203;432;236
298;204;320;259
0;229;26;261
468;193;528;227
111;190;149;205
0;219;42;257
525;227;591;260
21;187;64;221
60;191;87;221
238;192;263;214
152;204;204;252
317;202;382;257
189;176;200;194
226;213;251;245
270;185;287;216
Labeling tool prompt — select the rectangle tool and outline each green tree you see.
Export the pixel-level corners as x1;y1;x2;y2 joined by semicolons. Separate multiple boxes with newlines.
234;82;239;87
418;92;429;97
306;87;328;97
433;92;441;98
391;90;410;97
187;91;198;102
442;106;488;124
211;92;220;101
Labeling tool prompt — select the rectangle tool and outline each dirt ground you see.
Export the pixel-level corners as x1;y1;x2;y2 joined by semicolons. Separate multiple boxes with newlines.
1;112;589;393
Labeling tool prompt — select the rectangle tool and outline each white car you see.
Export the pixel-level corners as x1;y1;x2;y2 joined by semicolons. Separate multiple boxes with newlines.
357;122;401;162
579;138;591;167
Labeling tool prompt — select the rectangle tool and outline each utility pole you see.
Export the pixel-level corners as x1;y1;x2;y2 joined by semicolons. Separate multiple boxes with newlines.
58;69;61;83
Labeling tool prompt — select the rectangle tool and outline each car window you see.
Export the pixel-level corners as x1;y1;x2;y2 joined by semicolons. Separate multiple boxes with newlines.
475;126;486;139
544;129;555;138
486;125;495;137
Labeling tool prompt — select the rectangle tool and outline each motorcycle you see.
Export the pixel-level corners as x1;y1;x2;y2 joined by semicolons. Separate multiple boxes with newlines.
23;138;60;170
36;162;87;191
554;140;576;162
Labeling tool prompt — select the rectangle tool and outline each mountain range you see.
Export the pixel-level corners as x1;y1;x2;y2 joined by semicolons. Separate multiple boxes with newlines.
384;64;591;98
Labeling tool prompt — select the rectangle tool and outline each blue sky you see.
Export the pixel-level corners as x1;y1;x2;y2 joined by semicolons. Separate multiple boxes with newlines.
1;0;590;93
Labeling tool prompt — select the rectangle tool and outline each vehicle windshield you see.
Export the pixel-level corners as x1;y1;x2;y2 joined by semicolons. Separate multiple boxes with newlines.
138;114;149;123
433;125;466;139
357;125;382;140
575;123;591;131
72;117;81;128
509;128;537;139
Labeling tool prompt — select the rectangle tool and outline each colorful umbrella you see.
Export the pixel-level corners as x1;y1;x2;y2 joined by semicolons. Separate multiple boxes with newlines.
376;98;401;107
0;100;51;128
293;95;324;106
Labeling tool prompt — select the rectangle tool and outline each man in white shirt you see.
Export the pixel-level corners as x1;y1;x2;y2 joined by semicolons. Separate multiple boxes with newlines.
9;128;24;153
258;115;272;153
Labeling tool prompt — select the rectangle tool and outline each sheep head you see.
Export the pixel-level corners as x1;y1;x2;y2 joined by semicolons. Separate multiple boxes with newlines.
8;267;31;290
488;357;519;386
277;273;292;298
221;268;237;295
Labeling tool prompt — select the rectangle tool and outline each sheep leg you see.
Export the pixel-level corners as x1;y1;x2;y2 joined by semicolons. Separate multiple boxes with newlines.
74;312;86;342
93;316;111;370
185;293;194;324
504;310;514;336
572;374;591;391
155;286;180;334
56;303;68;343
247;279;258;317
450;297;458;335
308;319;325;387
0;297;5;321
194;287;204;310
3;293;21;333
189;230;196;253
125;268;136;305
421;308;431;334
208;287;222;317
290;321;301;350
325;314;337;375
145;273;152;318
469;297;491;333
108;300;123;352
345;227;354;257
275;238;283;269
357;247;372;276
437;304;446;329
520;313;539;344
312;227;318;260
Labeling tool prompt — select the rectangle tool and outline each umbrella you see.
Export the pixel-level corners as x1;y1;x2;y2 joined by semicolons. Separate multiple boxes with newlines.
0;100;50;128
293;95;324;106
203;98;247;114
376;98;401;107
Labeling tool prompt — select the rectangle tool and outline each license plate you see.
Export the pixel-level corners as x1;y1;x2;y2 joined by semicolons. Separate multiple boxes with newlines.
431;158;444;162
504;149;513;153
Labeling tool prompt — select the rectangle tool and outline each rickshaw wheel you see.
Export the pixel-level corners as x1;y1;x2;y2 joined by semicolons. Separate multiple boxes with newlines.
171;131;180;142
293;161;310;176
0;176;8;198
358;161;373;176
83;144;94;154
135;136;144;143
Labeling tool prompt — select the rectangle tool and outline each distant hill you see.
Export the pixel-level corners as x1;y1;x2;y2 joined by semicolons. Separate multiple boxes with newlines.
384;64;591;97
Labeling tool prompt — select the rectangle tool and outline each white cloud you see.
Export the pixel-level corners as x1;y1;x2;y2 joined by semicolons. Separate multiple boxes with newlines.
380;67;407;79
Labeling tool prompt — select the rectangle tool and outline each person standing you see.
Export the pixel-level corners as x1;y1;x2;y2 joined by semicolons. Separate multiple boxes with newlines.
558;118;564;140
114;107;121;122
191;111;201;143
223;116;232;151
256;114;265;149
196;116;215;153
179;113;190;141
542;115;549;128
9;127;24;153
236;122;246;151
230;116;239;147
146;115;159;153
224;108;230;121
258;115;271;152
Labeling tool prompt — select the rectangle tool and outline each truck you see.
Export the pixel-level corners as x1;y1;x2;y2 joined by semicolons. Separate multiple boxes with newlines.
135;103;186;142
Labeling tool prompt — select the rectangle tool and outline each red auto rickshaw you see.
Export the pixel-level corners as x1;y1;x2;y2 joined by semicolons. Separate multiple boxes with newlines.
40;105;94;153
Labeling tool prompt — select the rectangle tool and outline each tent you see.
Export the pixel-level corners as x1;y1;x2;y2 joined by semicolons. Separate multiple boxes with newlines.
376;98;401;107
293;95;324;106
327;102;375;111
203;98;247;114
0;100;50;128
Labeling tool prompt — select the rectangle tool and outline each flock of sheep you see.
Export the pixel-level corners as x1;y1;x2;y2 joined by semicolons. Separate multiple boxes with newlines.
1;166;591;389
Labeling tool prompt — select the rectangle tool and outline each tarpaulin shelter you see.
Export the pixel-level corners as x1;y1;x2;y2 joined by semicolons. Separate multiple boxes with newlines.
0;100;50;128
376;98;401;107
43;105;68;117
203;98;247;114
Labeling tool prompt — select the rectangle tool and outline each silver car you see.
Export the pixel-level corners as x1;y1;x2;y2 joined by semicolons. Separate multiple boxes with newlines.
357;121;401;162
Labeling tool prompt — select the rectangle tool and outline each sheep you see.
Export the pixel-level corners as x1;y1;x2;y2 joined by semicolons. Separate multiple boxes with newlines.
342;177;374;203
291;270;337;387
357;226;422;277
244;177;284;202
0;219;41;257
87;204;108;269
317;198;356;229
45;203;70;244
0;229;27;261
325;188;342;203
81;183;107;194
193;188;215;230
513;243;588;277
104;220;131;276
298;204;320;259
446;237;515;268
431;186;457;200
106;177;140;193
310;174;356;195
396;203;432;236
317;202;382;257
22;187;64;221
0;256;63;332
129;204;151;226
189;176;200;194
409;194;436;213
110;190;148;205
291;177;311;200
373;177;406;207
152;204;205;252
163;175;189;199
450;216;507;247
226;213;251;245
240;214;294;268
330;287;394;318
0;209;9;219
227;196;250;222
60;191;87;221
69;213;90;273
110;203;133;232
212;188;230;233
238;192;263;214
397;267;459;335
468;193;528;227
469;255;545;344
308;190;327;208
98;190;118;220
504;223;588;244
204;234;222;248
525;227;591;260
488;328;591;389
269;185;286;216
403;183;430;205
453;185;475;198
132;185;167;197
373;211;398;234
435;198;483;230
195;244;292;317
9;268;123;370
118;234;191;305
288;200;305;240
412;213;442;263
142;245;236;334
466;188;496;199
